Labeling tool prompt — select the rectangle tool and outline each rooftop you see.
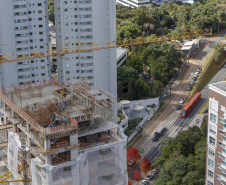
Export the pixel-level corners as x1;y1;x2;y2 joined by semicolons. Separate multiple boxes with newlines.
209;81;226;95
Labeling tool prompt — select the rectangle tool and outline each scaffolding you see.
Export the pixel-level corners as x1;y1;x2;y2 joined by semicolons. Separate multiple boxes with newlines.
0;78;128;185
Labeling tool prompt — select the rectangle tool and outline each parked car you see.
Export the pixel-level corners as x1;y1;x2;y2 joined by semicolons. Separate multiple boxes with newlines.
187;84;192;91
190;80;194;85
193;73;198;78
128;159;136;166
147;174;154;181
179;98;184;104
196;68;201;73
141;72;150;79
203;109;208;113
192;76;197;81
194;71;199;76
176;104;181;110
141;180;148;185
152;169;158;174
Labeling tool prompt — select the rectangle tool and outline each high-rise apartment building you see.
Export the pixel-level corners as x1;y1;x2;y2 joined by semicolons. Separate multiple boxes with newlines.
205;81;226;185
55;0;117;101
0;0;50;88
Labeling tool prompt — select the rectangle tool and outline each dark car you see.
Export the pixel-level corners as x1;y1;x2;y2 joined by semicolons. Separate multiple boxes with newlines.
147;174;154;180
203;109;208;113
176;104;181;110
141;72;150;79
192;76;197;81
187;84;192;91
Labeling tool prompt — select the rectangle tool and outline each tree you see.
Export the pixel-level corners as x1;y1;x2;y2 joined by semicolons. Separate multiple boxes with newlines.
48;0;55;23
117;66;140;93
128;180;133;185
127;147;141;164
135;78;150;98
131;170;141;181
139;158;151;175
128;78;136;100
127;54;143;73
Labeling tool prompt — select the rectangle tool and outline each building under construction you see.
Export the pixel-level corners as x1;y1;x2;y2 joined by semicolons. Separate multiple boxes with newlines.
0;79;127;185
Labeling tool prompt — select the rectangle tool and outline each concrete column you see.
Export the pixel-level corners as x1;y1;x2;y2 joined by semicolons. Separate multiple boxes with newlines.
44;138;50;151
70;134;79;161
27;137;31;147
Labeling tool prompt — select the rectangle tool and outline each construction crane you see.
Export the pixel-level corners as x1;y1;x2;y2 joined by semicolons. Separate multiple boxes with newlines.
0;28;213;184
0;29;212;64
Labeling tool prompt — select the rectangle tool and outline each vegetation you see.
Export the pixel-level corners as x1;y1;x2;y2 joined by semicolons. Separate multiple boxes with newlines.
131;170;141;181
139;158;151;175
152;116;208;185
127;147;141;165
128;180;133;185
116;0;226;100
48;0;55;23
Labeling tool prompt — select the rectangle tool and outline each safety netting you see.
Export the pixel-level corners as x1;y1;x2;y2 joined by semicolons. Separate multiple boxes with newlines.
8;132;19;185
31;136;128;185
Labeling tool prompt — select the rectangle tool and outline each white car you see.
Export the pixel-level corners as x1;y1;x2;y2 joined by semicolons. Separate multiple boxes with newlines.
179;98;184;104
141;180;148;185
193;73;198;78
194;71;199;76
190;80;194;85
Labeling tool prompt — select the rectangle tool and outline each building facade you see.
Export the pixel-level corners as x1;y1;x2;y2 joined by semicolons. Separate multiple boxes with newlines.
55;0;117;102
0;0;51;88
205;81;226;185
0;79;128;185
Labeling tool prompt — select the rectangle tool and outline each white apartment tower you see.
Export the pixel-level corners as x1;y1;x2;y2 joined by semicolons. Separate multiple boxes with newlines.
55;0;117;101
205;81;226;185
0;0;51;88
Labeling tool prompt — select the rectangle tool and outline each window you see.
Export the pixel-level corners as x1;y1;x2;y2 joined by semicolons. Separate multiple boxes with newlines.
39;32;43;35
209;148;215;156
218;164;222;169
210;113;217;123
66;71;70;74
41;73;45;76
41;66;45;69
220;118;226;124
38;17;42;21
66;64;70;68
210;100;218;111
209;136;215;145
208;169;214;178
207;180;213;185
208;158;214;168
38;10;42;13
209;125;216;134
38;3;42;6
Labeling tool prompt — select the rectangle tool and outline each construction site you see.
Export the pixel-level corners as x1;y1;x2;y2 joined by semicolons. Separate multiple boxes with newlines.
0;79;127;185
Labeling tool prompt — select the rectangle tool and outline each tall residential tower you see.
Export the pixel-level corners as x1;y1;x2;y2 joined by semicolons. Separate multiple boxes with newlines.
205;81;226;185
55;0;117;101
0;0;51;88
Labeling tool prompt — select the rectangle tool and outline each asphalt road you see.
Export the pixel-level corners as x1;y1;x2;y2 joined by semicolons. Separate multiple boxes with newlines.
129;31;226;178
175;63;226;129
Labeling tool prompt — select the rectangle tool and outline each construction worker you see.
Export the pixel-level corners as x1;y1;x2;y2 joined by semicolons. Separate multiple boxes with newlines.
34;102;37;110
